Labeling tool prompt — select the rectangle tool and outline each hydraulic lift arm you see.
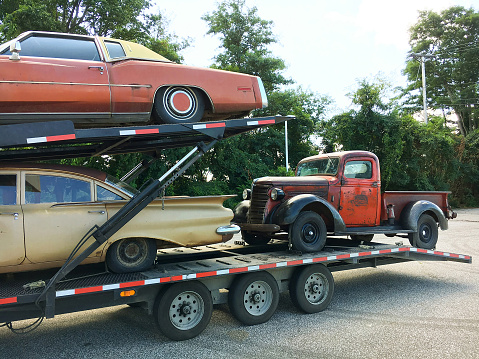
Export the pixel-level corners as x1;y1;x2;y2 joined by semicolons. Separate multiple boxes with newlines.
36;140;218;318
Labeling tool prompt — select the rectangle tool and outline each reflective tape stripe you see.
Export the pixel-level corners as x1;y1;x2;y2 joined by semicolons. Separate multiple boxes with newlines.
27;134;76;144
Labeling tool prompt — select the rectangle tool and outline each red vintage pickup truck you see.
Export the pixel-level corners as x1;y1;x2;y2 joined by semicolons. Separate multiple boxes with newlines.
234;151;456;252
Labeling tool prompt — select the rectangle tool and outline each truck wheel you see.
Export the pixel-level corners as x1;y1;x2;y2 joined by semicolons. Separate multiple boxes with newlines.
290;211;327;253
242;230;271;245
408;214;438;249
228;272;279;326
350;234;374;242
289;264;334;314
154;281;213;341
153;86;205;124
106;238;157;273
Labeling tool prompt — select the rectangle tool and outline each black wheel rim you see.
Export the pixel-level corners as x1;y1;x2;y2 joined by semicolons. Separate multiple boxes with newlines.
117;239;148;267
419;223;432;243
301;222;320;244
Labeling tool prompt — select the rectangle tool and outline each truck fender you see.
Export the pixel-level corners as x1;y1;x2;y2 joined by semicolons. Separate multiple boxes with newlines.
233;200;250;223
270;194;347;232
400;200;448;231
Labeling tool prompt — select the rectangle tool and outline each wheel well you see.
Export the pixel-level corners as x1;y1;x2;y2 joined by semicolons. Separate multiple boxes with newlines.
102;237;178;259
301;202;335;231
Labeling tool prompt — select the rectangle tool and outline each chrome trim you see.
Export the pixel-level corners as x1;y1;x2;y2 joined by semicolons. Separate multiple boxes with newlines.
0;80;151;88
256;77;268;108
216;224;241;235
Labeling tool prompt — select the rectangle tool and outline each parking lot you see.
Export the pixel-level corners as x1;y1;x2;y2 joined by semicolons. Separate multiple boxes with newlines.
1;209;478;359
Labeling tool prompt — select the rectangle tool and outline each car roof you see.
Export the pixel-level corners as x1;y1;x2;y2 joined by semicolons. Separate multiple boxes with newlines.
2;31;172;63
0;162;108;181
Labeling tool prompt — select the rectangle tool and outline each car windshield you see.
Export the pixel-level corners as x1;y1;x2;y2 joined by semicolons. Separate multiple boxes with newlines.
105;175;139;197
297;157;339;176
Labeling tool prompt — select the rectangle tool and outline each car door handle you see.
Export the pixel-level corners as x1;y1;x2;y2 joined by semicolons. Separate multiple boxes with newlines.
371;182;378;188
0;212;19;220
88;66;104;74
88;210;105;214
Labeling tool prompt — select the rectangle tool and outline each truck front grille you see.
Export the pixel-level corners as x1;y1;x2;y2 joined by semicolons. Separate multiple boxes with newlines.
248;184;271;224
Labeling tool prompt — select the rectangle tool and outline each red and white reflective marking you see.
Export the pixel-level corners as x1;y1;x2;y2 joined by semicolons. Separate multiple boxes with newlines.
0;247;471;305
192;122;226;130
247;119;276;126
26;134;76;144
119;128;160;136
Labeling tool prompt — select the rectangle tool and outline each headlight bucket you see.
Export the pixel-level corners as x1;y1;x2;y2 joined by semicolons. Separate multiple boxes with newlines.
243;188;252;200
270;188;285;201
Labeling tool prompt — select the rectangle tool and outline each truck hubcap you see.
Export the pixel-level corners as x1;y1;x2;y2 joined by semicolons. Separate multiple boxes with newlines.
302;223;319;244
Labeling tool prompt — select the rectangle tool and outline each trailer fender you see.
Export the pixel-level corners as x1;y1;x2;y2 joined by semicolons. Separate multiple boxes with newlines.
271;194;346;232
401;200;448;231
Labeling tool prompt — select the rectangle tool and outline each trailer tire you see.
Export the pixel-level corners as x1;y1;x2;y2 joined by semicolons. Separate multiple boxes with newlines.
289;264;334;313
228;272;279;326
153;86;205;124
290;211;327;253
154;281;213;341
242;230;271;245
408;214;438;249
106;238;157;273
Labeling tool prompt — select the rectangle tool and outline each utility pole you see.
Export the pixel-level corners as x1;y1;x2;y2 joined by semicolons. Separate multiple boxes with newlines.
411;53;435;123
285;121;289;172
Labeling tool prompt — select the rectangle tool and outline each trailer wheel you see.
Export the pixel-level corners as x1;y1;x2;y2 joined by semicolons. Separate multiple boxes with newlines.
106;238;157;273
228;272;279;326
289;264;334;313
290;211;327;253
242;230;271;245
153;86;205;124
408;213;438;249
154;281;213;341
350;234;374;242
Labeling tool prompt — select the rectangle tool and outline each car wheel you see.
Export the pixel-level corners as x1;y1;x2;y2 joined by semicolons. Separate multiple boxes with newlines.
228;272;279;326
289;264;334;314
154;281;213;341
106;238;157;273
153;86;205;124
289;211;327;253
241;230;271;245
408;214;438;249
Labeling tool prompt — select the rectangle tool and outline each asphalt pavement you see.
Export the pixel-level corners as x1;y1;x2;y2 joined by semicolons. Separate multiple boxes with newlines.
1;209;478;359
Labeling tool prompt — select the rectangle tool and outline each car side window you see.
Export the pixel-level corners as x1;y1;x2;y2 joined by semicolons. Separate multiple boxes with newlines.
96;185;124;201
3;35;101;61
25;174;92;204
0;175;17;205
104;41;126;58
344;161;372;179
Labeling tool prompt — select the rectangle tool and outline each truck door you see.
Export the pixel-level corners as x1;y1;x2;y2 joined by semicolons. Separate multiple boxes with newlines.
0;172;25;266
339;159;379;226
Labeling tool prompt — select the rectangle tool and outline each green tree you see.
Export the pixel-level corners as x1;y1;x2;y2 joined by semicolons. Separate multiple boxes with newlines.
202;0;291;92
320;79;403;188
404;6;479;136
1;0;151;39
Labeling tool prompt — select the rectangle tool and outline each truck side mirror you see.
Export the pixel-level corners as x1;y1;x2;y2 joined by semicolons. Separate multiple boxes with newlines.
9;41;21;61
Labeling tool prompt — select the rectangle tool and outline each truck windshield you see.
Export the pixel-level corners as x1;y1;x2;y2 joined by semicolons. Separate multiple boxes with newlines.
297;157;339;176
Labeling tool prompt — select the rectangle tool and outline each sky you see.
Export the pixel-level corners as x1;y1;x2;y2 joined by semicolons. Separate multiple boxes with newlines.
153;0;478;113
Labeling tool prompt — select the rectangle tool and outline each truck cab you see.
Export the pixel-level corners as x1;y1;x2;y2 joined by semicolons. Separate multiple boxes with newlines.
234;151;455;253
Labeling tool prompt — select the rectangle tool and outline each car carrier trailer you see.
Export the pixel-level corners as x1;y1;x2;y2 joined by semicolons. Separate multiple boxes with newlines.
0;115;473;340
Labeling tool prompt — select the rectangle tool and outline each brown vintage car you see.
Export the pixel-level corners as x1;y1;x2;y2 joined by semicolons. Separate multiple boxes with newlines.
0;31;268;127
0;163;238;274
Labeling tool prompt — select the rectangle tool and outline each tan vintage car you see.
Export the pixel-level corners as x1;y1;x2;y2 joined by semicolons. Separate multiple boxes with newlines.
0;163;238;274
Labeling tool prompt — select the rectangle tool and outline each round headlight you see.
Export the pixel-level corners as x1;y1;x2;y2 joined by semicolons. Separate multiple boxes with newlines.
270;188;285;201
243;188;252;200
